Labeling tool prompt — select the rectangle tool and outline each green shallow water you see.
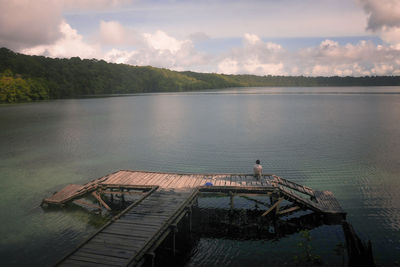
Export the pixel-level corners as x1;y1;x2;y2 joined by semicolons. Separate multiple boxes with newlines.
1;87;400;266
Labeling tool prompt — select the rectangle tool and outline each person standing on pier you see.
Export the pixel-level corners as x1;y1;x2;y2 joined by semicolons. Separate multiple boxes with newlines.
253;159;262;180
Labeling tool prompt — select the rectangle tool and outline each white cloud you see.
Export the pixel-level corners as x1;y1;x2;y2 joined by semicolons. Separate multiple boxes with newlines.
294;39;400;76
62;0;131;10
380;27;400;49
217;34;400;76
104;48;137;64
0;0;63;49
358;0;400;30
2;1;400;77
100;21;129;45
358;0;400;48
218;33;286;75
143;30;191;54
0;0;132;50
127;30;208;71
22;22;100;59
218;58;239;74
244;33;261;45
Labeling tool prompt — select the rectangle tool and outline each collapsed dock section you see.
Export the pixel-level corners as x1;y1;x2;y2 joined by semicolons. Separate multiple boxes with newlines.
42;170;346;266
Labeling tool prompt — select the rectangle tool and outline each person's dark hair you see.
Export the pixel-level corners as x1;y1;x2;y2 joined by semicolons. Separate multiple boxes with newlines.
256;160;260;164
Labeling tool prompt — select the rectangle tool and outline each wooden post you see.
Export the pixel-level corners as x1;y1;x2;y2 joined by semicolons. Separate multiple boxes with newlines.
186;206;192;232
261;198;283;217
91;192;111;211
229;191;234;210
170;224;178;256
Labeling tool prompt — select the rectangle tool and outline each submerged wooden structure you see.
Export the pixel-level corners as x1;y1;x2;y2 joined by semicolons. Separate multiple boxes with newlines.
43;170;346;266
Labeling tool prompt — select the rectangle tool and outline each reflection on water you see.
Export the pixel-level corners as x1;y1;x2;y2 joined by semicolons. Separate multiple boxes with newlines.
182;193;346;267
0;87;400;266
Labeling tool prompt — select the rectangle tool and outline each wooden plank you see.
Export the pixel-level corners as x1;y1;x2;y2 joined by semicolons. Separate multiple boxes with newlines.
313;190;343;213
87;237;141;248
104;171;125;185
277;205;301;215
115;171;142;186
252;176;258;186
124;172;149;185
110;218;164;227
82;240;137;252
116;215;169;222
155;173;170;188
219;175;228;186
180;175;194;188
214;176;222;187
112;220;163;228
164;174;179;188
171;174;187;189
154;173;170;186
132;171;154;184
182;174;195;188
109;170;133;185
93;232;148;243
242;175;249;186
259;176;265;186
143;173;163;186
225;175;232;186
247;175;253;186
102;227;158;238
198;175;208;187
236;175;242;186
261;198;284;216
225;174;231;187
60;258;107;267
91;192;111;211
43;184;84;204
278;185;322;213
189;174;202;188
231;175;238;186
95;227;151;239
121;213;171;220
70;253;125;265
72;250;128;263
156;173;174;188
120;172;140;186
79;246;131;259
144;172;161;187
102;171;126;185
163;174;181;189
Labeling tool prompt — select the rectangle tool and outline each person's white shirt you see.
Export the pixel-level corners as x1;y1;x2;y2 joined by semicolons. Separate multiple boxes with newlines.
253;163;262;177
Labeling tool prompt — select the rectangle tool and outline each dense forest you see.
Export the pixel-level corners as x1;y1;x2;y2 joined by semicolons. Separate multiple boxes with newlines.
1;47;400;103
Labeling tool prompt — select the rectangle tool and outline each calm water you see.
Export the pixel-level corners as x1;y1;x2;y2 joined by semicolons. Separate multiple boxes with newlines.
1;87;400;266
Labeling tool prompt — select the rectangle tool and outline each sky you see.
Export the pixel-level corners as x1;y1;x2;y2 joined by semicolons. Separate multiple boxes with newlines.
1;0;400;76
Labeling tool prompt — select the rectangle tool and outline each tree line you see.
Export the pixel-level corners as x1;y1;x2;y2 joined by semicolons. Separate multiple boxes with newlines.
1;47;399;103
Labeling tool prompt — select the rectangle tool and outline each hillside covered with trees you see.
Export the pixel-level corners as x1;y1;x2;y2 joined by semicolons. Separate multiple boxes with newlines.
1;47;400;103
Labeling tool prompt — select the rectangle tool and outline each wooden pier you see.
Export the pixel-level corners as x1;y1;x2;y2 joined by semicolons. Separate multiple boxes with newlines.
43;170;346;266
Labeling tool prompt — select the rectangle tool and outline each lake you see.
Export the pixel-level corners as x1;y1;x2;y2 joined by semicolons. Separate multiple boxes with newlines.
1;87;400;266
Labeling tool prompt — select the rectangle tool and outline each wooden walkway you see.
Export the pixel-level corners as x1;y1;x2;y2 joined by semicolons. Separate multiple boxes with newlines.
58;188;198;266
44;170;344;215
43;170;346;266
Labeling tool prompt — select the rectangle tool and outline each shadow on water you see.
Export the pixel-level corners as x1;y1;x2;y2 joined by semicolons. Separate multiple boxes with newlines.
42;192;375;267
143;193;375;267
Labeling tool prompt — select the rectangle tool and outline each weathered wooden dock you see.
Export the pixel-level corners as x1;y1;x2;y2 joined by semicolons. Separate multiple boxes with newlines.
43;170;346;266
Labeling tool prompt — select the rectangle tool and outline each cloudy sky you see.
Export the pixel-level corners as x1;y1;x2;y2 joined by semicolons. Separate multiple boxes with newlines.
1;0;400;76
